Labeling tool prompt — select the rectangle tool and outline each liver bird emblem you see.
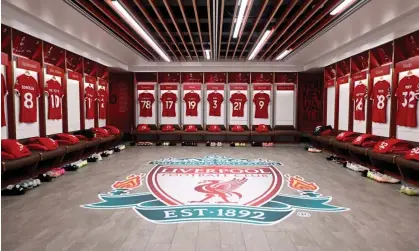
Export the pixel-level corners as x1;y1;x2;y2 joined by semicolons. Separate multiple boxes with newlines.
189;178;248;204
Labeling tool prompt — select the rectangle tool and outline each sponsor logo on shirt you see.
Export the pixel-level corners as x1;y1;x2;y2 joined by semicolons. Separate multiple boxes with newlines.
22;85;35;90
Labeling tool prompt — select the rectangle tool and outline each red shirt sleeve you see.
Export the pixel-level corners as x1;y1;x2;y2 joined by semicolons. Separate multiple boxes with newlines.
34;78;40;98
14;75;22;94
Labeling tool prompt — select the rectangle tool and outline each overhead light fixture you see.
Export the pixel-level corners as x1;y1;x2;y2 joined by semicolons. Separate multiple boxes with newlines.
233;0;249;38
330;0;355;16
276;49;292;61
205;49;211;60
248;30;271;60
110;0;171;62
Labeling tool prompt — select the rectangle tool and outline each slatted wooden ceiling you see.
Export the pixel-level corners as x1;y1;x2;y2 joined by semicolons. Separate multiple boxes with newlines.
67;0;365;62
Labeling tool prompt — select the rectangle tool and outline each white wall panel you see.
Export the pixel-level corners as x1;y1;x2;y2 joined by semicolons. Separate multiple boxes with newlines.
159;85;180;125
84;79;95;129
182;88;203;126
98;85;106;127
44;73;63;135
1;65;9;139
275;90;294;126
66;77;81;132
136;83;157;126
372;74;392;137
205;85;226;126
326;87;335;127
14;66;40;139
338;83;350;130
251;88;272;126
228;86;249;126
396;69;419;141
353;79;368;133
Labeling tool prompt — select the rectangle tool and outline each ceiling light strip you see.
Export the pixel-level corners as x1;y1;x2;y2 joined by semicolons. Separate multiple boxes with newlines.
134;0;179;61
232;0;253;58
282;0;370;61
65;0;148;59
248;30;271;60
205;49;211;60
330;0;356;15
233;0;248;38
239;0;269;59
276;49;292;60
110;0;170;62
225;0;240;59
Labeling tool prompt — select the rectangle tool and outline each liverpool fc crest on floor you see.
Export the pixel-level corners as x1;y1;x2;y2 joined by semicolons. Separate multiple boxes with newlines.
82;155;349;225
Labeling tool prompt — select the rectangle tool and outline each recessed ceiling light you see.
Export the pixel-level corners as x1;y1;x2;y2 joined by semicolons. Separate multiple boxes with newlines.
205;49;211;60
233;0;249;38
330;0;355;16
248;30;271;60
110;0;170;62
276;49;292;60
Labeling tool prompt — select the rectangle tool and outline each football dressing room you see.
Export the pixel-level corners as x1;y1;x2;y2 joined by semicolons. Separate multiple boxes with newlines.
1;0;419;250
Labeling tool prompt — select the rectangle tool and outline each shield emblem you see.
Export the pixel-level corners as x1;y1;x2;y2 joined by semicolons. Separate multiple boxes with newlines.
147;165;282;206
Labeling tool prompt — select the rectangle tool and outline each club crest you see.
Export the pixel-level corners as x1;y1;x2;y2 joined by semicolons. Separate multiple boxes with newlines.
82;155;349;225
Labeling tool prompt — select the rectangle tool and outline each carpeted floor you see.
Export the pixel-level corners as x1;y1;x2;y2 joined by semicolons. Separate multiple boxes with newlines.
2;145;419;251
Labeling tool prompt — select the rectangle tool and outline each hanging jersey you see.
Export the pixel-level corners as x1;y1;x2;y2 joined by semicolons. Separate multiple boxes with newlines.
353;84;367;121
253;92;271;119
84;85;96;119
2;74;8;127
230;92;247;117
45;79;64;120
396;75;419;127
160;92;177;117
14;74;40;123
97;88;108;119
138;92;155;117
207;92;224;116
371;80;390;123
183;92;201;117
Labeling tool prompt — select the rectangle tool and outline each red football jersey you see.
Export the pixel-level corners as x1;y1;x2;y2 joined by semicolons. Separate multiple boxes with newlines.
2;74;8;126
97;88;108;119
84;85;96;119
183;92;201;117
230;92;247;117
14;74;40;123
371;80;390;123
45;79;64;119
207;92;224;116
396;75;419;127
138;92;155;117
353;84;367;121
253;92;270;119
160;92;177;117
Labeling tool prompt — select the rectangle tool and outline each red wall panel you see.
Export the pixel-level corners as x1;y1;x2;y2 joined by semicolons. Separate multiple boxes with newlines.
108;72;134;132
298;72;323;132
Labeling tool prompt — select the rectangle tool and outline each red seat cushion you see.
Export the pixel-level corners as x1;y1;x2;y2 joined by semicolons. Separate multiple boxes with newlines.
405;147;419;161
1;139;32;159
103;125;120;135
208;125;221;132
373;138;411;154
137;124;151;132
231;125;244;132
2;151;15;160
184;125;197;132
27;137;59;150
55;133;79;145
162;125;175;132
336;131;357;142
92;128;110;137
256;124;269;133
